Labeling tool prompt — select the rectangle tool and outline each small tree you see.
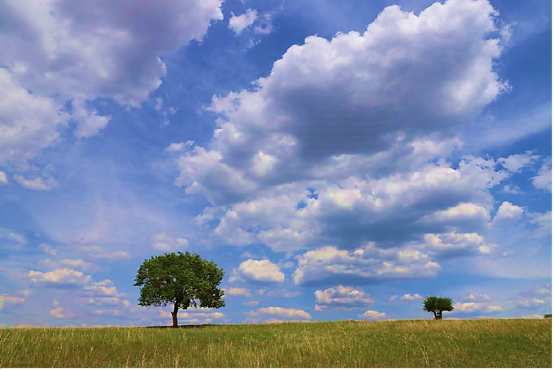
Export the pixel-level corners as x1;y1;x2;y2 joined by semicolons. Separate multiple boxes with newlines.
423;296;454;320
134;251;225;328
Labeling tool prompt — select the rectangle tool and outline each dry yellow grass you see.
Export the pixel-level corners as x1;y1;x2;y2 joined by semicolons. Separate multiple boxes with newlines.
0;319;551;367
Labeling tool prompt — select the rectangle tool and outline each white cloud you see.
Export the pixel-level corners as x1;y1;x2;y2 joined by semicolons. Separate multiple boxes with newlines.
422;232;494;260
230;259;285;285
492;201;524;223
293;245;441;287
528;211;552;238
195;155;513;256
14;174;58;191
0;295;25;310
253;12;274;35
516;314;544;319
40;259;99;272
255;289;302;298
359;310;387;320
498;151;540;173
39;244;57;255
0;171;8;185
165;141;195;153
49;307;67;319
500;184;523;195
224;288;251;297
453;302;504;314
0;227;26;245
150;232;189;251
249;307;311;322
244;301;259;306
460;293;492;302
70;97;112;139
518;299;549;309
84;279;126;298
229;9;258;35
28;268;93;286
532;157;552;192
154;97;164;111
314;286;374;311
0;69;69;167
400;294;423;302
0;0;223;164
177;0;509;207
159;310;225;324
78;245;130;260
389;295;397;302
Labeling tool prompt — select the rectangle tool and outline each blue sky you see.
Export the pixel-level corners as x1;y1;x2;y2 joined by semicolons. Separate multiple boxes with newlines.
0;0;551;327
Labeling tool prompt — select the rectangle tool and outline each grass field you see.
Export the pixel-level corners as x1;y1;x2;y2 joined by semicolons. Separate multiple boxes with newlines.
0;319;551;368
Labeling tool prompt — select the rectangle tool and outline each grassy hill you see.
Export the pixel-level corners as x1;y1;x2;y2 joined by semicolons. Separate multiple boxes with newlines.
0;319;551;367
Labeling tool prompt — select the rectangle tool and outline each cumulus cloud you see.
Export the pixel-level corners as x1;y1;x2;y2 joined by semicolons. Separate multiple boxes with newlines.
459;293;492;302
500;184;523;195
518;299;549;309
453;302;504;315
0;171;8;185
400;294;423;302
0;70;69;167
154;97;164;112
84;279;126;298
230;259;285;285
532;157;552;192
255;289;302;298
39;259;99;272
176;0;509;208
492;201;524;223
165;141;195;153
498;151;540;173
150;232;189;251
247;307;311;323
0;227;26;245
229;9;258;35
84;297;126;307
0;0;223;165
244;301;259;306
39;244;57;255
0;295;25;310
49;307;68;319
293;245;441;287
159;310;225;324
315;286;374;311
528;211;552;238
193;153;516;258
78;245;130;260
171;0;525;291
28;268;93;287
13;174;58;191
359;310;387;320
224;288;251;297
421;232;496;260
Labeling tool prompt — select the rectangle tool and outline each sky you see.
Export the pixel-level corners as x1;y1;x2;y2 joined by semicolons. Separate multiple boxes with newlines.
0;0;551;327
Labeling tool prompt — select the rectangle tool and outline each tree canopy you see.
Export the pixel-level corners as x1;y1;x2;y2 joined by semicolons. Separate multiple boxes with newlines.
423;296;454;320
134;251;225;327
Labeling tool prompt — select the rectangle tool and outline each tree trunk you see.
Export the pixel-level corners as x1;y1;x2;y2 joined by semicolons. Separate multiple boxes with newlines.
172;305;179;328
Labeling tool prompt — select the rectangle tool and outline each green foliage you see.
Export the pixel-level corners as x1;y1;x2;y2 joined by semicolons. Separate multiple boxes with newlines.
544;314;552;319
423;296;454;320
134;252;225;323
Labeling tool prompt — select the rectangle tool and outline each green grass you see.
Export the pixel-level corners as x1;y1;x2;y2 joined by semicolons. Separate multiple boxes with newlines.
0;319;551;367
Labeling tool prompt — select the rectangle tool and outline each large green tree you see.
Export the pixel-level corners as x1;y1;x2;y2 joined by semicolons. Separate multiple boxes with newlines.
423;296;454;320
134;251;225;328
